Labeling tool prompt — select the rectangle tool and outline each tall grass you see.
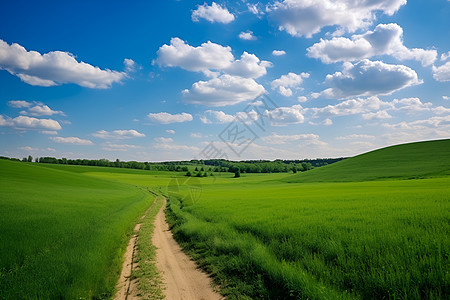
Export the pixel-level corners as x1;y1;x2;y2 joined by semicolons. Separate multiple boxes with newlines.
167;176;449;299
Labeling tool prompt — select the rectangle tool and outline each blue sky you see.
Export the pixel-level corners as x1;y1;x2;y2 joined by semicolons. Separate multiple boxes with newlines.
0;0;449;161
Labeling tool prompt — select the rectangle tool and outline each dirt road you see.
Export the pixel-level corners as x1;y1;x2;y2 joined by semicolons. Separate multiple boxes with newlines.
152;200;223;300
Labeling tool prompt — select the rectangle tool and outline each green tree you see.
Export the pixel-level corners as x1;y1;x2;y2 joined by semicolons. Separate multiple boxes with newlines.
186;171;192;177
234;168;241;178
27;155;33;162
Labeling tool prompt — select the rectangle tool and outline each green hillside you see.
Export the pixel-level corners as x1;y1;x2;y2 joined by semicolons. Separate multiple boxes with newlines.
285;139;450;183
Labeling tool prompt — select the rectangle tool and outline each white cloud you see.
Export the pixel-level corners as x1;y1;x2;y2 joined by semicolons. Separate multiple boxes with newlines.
297;96;308;102
267;0;406;38
92;129;146;139
191;2;235;24
309;96;392;119
225;52;271;79
272;50;286;56
391;97;432;113
271;72;309;97
0;115;62;130
382;115;450;131
50;136;93;145
432;62;450;82
307;23;437;66
102;142;140;152
166;129;176;134
182;74;265;106
441;51;450;61
190;132;203;138
156;38;270;79
362;110;392;120
264;104;305;126
200;110;234;124
261;133;320;144
39;130;58;135
443;96;449;101
336;134;375;140
248;3;264;16
8;100;31;108
432;106;450;115
123;58;140;73
147;112;193;124
25;104;65;116
239;31;256;40
156;37;233;75
0;39;126;88
323;59;421;98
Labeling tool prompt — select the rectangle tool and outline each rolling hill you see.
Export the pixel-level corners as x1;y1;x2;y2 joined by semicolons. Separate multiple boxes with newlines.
284;139;450;183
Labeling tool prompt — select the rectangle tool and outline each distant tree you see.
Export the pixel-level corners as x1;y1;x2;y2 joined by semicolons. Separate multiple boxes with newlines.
292;166;297;173
186;171;192;177
27;155;33;162
35;157;39;163
234;168;241;178
195;167;199;171
196;172;202;177
22;157;27;162
201;167;205;171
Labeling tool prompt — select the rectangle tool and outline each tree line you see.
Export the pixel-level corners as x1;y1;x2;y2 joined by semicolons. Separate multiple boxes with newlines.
1;155;345;175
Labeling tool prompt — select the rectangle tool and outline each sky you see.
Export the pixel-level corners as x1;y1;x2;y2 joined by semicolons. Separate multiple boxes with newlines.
0;0;449;162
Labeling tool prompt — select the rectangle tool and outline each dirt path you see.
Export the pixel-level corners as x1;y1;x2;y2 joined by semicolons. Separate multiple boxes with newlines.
153;199;223;300
114;197;157;300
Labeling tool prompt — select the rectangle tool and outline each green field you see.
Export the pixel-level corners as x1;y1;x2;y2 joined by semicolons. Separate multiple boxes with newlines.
166;139;450;299
1;139;449;299
0;160;156;299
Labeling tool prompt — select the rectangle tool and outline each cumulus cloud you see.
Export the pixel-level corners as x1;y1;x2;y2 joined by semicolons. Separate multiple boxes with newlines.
156;37;233;75
239;31;256;40
307;23;437;66
199;109;258;124
7;100;31;108
271;72;310;97
166;129;176;134
261;133;320;144
272;50;286;56
147;112;193;124
432;62;450;82
264;104;305;126
92;129;146;139
0;115;62;130
191;2;235;24
183;74;265;106
156;38;270;78
322;59;421;98
225;52;271;78
441;51;450;62
25;104;65;116
50;136;93;145
268;0;406;38
0;39;126;88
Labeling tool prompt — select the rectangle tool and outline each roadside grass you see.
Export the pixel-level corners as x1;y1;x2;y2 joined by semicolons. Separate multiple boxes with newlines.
0;160;153;299
167;178;449;299
133;195;165;299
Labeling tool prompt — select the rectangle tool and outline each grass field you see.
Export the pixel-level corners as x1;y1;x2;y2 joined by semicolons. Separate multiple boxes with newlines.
0;160;155;299
1;139;448;299
166;139;450;299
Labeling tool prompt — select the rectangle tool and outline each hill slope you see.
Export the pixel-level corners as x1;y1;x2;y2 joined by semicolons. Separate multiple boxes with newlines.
284;139;450;183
